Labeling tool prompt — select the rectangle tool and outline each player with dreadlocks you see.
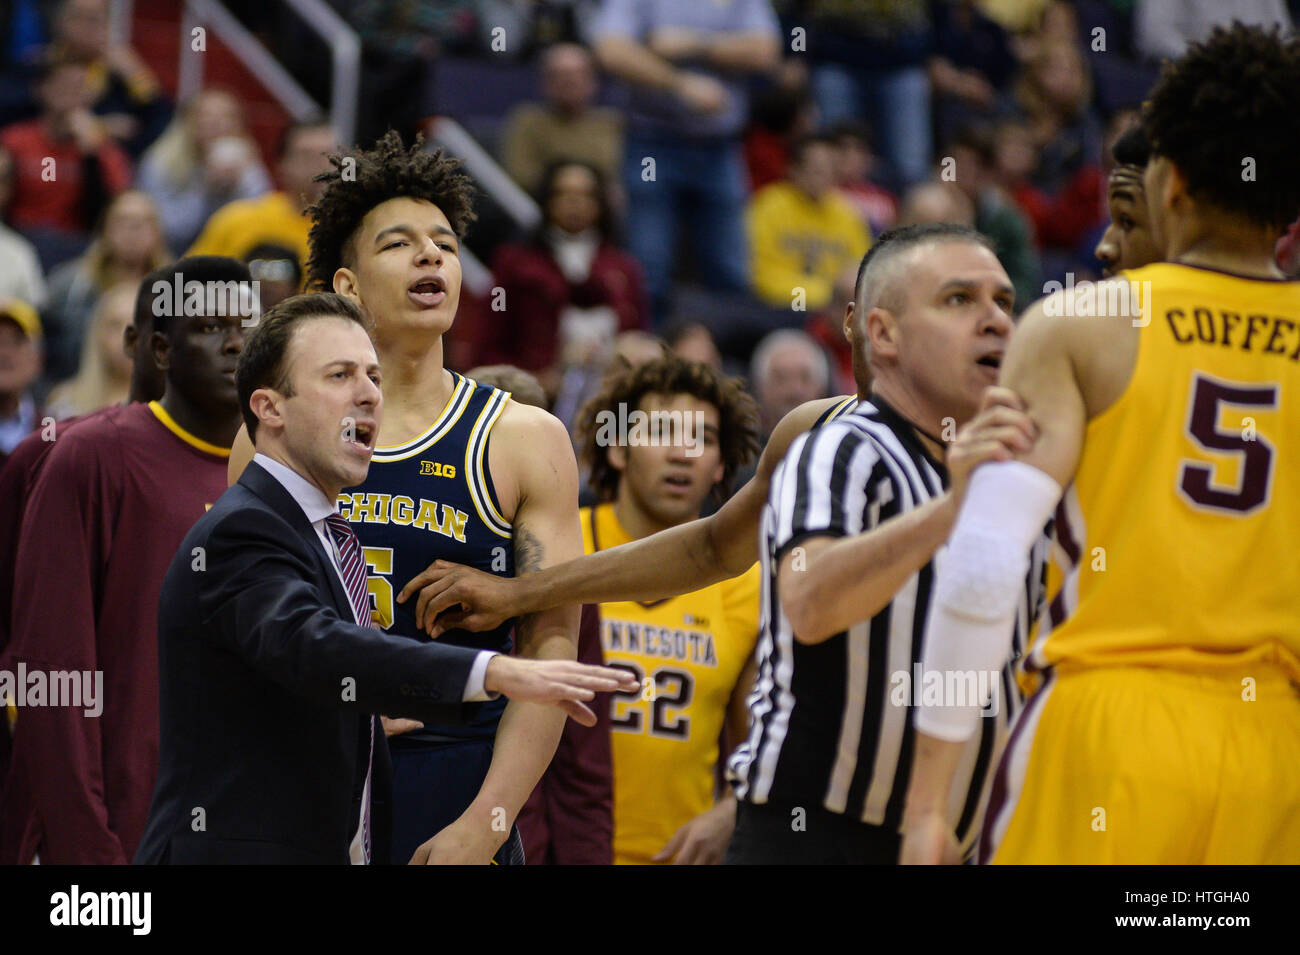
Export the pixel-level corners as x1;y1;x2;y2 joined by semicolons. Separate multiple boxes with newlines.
229;132;583;865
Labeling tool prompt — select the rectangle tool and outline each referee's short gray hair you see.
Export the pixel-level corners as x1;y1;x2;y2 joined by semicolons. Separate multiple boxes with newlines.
854;223;996;315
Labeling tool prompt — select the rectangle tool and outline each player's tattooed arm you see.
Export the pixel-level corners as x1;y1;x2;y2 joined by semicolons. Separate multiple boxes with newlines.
510;525;546;648
410;403;582;864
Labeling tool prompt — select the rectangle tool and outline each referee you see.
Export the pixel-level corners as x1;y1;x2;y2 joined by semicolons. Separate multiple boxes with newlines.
725;225;1046;864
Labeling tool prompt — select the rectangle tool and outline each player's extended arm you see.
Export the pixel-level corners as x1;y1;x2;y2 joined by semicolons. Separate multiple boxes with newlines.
398;397;841;635
902;298;1086;863
411;406;584;865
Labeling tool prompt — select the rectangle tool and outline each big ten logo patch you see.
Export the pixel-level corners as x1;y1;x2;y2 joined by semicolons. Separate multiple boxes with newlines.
419;460;457;479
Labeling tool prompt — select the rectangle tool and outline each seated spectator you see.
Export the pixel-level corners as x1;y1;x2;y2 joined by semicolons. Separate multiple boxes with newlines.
748;327;831;438
244;242;302;312
137;88;272;253
187;119;336;274
944;124;1042;309
500;43;623;196
748;134;871;312
663;319;722;371
897;180;976;227
42;0;171;157
743;60;816;192
1135;0;1291;63
0;299;42;460
42;189;168;389
830;120;898;235
43;278;133;419
0;57;132;269
486;159;649;377
0;144;47;308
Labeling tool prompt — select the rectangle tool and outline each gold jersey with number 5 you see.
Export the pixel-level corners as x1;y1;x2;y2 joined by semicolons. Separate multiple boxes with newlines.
1025;262;1300;680
985;262;1300;865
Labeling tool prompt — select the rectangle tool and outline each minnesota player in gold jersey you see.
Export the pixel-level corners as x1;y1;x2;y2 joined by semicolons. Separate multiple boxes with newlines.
902;24;1300;865
575;356;762;864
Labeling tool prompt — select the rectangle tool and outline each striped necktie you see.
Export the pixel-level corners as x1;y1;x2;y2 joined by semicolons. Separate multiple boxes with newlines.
325;512;375;864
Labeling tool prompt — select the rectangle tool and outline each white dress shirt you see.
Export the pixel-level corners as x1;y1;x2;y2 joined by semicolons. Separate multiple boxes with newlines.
252;453;496;863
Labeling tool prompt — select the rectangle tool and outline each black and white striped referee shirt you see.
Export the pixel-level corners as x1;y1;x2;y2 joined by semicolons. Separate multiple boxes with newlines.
727;396;1047;855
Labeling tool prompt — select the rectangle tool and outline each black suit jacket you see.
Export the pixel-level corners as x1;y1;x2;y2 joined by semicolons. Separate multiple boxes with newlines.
135;461;481;864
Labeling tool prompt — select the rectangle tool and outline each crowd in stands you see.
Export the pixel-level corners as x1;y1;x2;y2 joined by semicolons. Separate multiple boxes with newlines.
3;0;1299;491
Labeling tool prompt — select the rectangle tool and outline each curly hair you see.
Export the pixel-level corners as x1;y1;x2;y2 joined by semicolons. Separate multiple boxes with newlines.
304;131;478;290
578;356;761;507
1142;23;1300;232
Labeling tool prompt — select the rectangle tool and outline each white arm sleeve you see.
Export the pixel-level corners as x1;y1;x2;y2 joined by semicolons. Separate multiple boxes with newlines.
914;461;1062;742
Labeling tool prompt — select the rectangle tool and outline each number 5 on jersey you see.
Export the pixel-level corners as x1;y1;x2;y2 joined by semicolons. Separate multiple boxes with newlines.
1178;373;1278;515
361;546;394;628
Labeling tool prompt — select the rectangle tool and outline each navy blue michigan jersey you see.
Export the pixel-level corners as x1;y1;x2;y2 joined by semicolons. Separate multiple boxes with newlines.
338;372;514;741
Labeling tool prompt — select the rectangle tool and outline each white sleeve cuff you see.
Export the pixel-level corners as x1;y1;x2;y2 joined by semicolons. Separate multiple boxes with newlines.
464;651;499;702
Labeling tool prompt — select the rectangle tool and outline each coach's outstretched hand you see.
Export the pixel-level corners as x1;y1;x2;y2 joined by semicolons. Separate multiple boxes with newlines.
483;655;638;727
946;386;1037;504
397;559;528;637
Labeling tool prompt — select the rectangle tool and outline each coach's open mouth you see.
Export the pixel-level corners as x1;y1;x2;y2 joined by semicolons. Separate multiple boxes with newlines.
976;354;1002;369
349;421;376;453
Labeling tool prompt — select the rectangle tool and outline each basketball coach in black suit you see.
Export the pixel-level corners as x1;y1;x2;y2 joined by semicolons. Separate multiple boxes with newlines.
136;293;634;864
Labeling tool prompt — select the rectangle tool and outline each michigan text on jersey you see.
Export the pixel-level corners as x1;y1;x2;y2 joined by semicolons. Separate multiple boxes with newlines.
336;492;469;543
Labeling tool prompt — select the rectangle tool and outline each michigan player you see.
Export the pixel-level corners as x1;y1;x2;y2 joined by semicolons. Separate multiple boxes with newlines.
228;134;583;865
902;24;1300;864
575;355;761;864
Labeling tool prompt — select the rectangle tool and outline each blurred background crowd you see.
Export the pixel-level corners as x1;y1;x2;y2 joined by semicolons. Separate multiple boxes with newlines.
2;0;1298;498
